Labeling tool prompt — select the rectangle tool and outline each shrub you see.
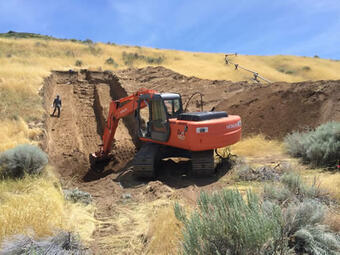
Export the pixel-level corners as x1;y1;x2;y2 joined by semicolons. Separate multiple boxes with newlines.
277;66;295;75
285;122;340;168
145;56;164;64
75;60;83;67
294;225;340;254
105;57;118;67
0;144;48;179
122;52;139;66
302;66;311;71
175;170;340;254
234;162;280;182
88;45;101;56
83;39;93;44
64;188;92;205
174;190;283;255
122;51;164;66
1;232;90;254
264;172;329;205
284;200;340;254
263;183;292;204
285;70;295;75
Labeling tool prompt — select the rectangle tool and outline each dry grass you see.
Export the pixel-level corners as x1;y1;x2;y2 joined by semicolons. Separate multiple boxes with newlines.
0;167;96;244
95;198;176;254
230;134;283;158
146;205;182;255
0;118;42;152
324;211;340;233
300;168;340;202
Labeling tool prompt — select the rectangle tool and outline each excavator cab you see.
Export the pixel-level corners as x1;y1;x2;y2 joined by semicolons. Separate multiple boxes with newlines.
137;93;183;142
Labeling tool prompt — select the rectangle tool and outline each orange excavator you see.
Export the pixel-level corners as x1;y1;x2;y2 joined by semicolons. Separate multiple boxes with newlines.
90;88;241;177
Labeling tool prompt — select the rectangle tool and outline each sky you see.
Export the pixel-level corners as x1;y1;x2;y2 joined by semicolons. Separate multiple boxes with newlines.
0;0;340;59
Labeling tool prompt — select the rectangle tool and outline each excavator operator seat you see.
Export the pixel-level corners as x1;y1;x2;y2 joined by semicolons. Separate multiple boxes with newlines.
137;93;182;142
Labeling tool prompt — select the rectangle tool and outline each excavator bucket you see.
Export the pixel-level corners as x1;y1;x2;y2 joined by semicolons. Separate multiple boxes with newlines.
89;152;112;170
89;144;112;167
89;152;100;166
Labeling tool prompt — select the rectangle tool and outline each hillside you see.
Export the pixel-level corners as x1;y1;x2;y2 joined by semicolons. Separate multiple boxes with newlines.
1;32;340;85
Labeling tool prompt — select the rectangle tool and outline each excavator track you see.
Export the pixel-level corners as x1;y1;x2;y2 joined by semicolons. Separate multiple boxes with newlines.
133;143;161;178
191;150;215;177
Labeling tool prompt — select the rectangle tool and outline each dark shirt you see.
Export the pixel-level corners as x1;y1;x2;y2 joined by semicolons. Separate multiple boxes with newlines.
53;98;62;107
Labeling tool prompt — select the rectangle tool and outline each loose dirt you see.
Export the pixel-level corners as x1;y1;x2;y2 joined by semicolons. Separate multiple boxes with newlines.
42;67;340;253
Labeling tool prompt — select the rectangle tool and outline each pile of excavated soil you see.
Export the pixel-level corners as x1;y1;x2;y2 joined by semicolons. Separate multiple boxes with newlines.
216;80;340;138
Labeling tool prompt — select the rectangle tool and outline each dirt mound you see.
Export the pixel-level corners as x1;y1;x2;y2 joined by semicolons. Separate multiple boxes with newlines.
116;66;251;112
216;80;340;138
143;181;173;199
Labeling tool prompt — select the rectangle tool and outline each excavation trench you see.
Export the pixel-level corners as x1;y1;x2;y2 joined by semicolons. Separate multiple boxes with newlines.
42;70;137;181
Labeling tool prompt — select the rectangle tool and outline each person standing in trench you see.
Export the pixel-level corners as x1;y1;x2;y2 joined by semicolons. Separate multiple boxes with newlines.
51;95;62;117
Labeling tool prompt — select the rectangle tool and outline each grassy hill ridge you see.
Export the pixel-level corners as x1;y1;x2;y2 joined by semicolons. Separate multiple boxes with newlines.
1;31;340;83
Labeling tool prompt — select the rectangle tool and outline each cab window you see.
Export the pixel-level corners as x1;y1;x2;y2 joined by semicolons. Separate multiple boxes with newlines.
164;98;182;118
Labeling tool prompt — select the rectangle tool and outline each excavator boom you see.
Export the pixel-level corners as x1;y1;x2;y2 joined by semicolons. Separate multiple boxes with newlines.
90;88;156;162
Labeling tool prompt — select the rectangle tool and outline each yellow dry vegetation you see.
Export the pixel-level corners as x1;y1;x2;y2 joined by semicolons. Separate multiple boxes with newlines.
230;134;283;157
0;118;41;152
146;205;182;255
0;168;96;244
0;102;96;245
94;198;179;254
1;37;340;94
300;168;340;202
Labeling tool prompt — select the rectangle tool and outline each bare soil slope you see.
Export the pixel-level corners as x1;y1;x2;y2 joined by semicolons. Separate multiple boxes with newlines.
216;80;340;138
42;67;340;253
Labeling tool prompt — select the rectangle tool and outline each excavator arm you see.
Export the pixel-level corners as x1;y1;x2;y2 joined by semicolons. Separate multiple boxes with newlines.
90;88;156;163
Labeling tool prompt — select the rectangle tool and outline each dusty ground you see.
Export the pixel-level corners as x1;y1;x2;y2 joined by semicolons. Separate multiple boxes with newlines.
42;67;340;254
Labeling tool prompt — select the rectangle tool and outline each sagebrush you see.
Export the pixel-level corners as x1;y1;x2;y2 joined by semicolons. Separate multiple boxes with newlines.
64;188;92;205
0;231;90;255
174;190;283;255
122;51;164;66
175;172;340;255
284;122;340;167
0;144;48;179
